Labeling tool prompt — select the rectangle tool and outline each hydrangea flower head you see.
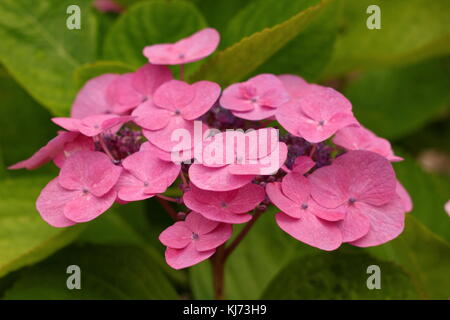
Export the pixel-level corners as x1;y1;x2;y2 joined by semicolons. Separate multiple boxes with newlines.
159;212;232;269
189;128;287;191
309;150;405;247
220;74;290;120
183;183;265;224
143;28;220;65
37;151;122;227
276;84;357;143
10;27;413;273
133;79;220;151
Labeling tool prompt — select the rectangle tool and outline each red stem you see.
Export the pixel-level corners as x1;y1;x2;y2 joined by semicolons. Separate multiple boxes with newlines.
156;197;178;221
210;209;264;299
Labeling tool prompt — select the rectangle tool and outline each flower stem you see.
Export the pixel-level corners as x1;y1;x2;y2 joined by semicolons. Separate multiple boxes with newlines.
156;194;179;203
210;209;264;299
180;64;185;81
224;210;263;260
211;245;225;300
156;197;178;221
97;134;117;163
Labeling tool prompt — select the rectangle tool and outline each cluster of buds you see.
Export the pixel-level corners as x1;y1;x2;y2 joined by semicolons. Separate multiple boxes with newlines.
10;28;412;269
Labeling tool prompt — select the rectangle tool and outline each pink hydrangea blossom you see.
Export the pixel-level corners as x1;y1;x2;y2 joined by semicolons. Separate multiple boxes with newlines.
143;28;220;65
9;131;94;170
183;183;265;224
37;151;122;227
309;150;406;247
9;21;413;275
333;125;403;162
267;163;344;250
116;149;180;202
52;114;135;137
220;74;290;120
159;212;232;269
189;128;287;191
71;64;172;118
276;84;357;143
133;79;220;151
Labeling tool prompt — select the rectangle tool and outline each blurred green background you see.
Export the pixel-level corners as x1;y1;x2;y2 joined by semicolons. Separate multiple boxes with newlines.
0;0;449;299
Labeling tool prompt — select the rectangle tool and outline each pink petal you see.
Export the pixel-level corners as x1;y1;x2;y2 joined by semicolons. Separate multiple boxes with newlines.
266;182;302;218
349;197;405;247
153;80;194;111
337;205;371;242
194;223;232;251
53;134;95;168
333;125;403;162
52;117;80;132
131;100;172;130
189;164;254;191
396;181;413;213
309;164;348;209
78;114;134;136
228;142;287;175
165;244;215;269
308;200;345;222
275;212;342;251
281;172;310;204
132;63;173;97
71;74;118;119
159;221;192;249
185;211;220;235
9;131;79;170
220;83;255;112
181;81;221;120
58;151;122;197
63;188;117;223
297;112;357;143
106;73;144;114
278;74;310;99
291;156;315;174
226;183;265;213
144;28;220;65
143;116;198;152
184;190;252;224
120;150;180;195
36;178;78;228
275;99;303;137
116;172;156;202
333;150;397;206
140;141;193;163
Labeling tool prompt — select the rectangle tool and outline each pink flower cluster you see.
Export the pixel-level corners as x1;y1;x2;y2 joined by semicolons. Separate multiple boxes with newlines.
10;28;412;269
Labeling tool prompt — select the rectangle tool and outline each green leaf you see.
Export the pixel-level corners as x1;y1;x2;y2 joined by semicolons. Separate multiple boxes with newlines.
261;249;420;299
324;0;450;77
3;244;178;299
0;0;99;116
103;0;207;68
393;152;450;242
73;60;134;88
189;0;333;85
0;68;58;175
344;58;450;139
0;175;85;278
190;209;317;299
192;0;256;33
252;0;338;81
366;215;450;299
